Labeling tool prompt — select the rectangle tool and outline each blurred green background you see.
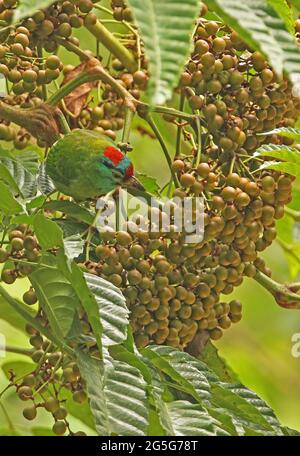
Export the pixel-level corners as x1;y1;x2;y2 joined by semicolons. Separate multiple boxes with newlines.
1;3;300;434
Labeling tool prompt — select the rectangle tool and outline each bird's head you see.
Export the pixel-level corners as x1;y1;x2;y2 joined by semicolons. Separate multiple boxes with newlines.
99;146;144;191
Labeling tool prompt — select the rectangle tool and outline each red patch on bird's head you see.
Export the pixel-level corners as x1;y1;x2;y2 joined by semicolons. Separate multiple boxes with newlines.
104;146;124;166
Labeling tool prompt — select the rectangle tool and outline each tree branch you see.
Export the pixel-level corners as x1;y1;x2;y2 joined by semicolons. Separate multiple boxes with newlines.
254;270;300;309
84;14;138;73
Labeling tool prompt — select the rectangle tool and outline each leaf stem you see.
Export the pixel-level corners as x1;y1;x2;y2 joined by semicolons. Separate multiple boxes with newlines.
176;92;185;158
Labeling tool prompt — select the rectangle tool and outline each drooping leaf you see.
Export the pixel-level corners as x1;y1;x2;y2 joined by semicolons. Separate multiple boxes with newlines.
44;200;94;225
205;0;284;75
37;163;56;195
0;182;24;215
128;0;201;104
260;127;300;142
64;234;85;260
148;345;211;401
136;173;160;196
267;0;295;34
200;341;237;382
29;254;80;338
1;361;35;380
165;401;226;436
84;273;129;347
0;156;37;199
33;213;64;251
76;350;148;436
253;0;300;81
13;1;56;23
210;384;274;433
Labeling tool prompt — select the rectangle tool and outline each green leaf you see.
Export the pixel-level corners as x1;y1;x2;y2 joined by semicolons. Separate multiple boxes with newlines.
13;1;56;23
0;182;24;215
128;0;200;104
258;161;300;178
205;0;284;75
64;235;85;260
1;361;35;380
253;0;300;81
0;157;37;199
33;214;64;251
149;345;211;400
142;346;208;403
29;255;80;338
165;401;225;436
260;127;300;142
210;384;274;432
200;341;237;382
0;292;34;333
0;163;20;195
76;350;148;436
136;173;160;196
256;144;300;164
267;0;295;34
84;273;129;347
37;163;56;195
44;200;94;225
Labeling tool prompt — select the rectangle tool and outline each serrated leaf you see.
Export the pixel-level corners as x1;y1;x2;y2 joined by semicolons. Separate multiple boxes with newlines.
38;163;56;195
13;1;56;23
44;200;94;225
30;254;80;338
128;0;200;104
210;384;274;432
84;273;129;347
0;156;37;199
136;173;160;195
258;161;300;178
252;0;300;80
165;401;225;436
148;345;211;401
64;234;85;260
260;127;300;142
205;0;284;75
76;351;148;436
267;0;295;34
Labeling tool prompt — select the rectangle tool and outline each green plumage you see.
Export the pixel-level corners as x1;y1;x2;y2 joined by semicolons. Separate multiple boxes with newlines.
46;130;127;200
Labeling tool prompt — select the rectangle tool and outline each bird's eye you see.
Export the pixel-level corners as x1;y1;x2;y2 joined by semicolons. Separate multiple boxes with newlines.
112;171;123;180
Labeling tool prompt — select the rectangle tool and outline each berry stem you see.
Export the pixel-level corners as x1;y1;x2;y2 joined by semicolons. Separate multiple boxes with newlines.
254;271;300;309
54;36;91;62
285;206;300;222
176;91;186;158
48;62;136;111
84;18;138;73
143;113;180;188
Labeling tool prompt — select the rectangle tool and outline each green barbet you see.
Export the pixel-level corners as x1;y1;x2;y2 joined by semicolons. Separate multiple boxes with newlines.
46;130;143;200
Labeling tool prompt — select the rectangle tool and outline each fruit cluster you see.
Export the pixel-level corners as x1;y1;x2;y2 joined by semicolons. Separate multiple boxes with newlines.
1;4;300;352
0;0;148;143
13;322;87;435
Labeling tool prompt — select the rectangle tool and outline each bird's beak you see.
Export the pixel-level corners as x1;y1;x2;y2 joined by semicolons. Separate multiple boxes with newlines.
123;176;145;191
